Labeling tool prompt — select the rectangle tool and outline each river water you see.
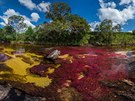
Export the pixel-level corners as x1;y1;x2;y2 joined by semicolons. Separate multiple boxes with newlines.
0;44;135;100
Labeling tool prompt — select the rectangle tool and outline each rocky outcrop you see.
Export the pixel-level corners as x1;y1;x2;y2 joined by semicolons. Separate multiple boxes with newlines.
0;85;11;100
100;79;135;101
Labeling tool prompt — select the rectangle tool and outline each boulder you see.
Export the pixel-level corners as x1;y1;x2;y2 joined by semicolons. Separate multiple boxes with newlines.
44;50;60;64
0;53;11;62
0;85;11;100
46;50;60;60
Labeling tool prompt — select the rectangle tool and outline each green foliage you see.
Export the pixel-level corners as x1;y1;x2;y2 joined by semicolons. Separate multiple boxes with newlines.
37;14;91;45
112;32;135;45
8;15;27;33
94;19;121;45
25;27;36;42
0;2;134;46
133;30;135;35
4;26;15;34
0;26;16;43
46;2;71;21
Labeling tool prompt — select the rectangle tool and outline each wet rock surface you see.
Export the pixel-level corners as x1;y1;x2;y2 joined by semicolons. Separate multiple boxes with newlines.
0;82;46;101
100;79;135;101
2;47;135;100
0;53;11;62
0;64;13;72
0;85;11;100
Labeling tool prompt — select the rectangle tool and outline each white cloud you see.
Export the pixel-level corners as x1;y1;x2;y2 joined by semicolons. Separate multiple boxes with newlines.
90;21;100;31
37;1;51;13
0;9;19;25
18;0;36;10
120;0;135;5
98;0;135;25
0;22;6;26
0;9;35;28
31;12;40;22
99;0;116;8
18;0;51;13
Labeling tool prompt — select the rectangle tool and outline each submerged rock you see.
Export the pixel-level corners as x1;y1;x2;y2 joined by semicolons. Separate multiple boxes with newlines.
0;64;13;72
2;87;46;101
100;79;135;101
12;49;25;55
21;56;34;65
30;64;57;76
0;85;11;100
0;53;11;62
58;87;83;101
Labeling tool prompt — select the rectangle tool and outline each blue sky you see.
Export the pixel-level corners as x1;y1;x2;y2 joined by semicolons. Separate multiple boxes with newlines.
0;0;135;32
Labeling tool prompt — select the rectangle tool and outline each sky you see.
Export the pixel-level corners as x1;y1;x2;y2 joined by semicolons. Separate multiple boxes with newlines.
0;0;135;32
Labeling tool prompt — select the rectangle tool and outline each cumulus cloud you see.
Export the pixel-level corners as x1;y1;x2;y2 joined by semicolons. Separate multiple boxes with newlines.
90;21;100;31
31;12;40;22
0;22;6;26
18;0;36;10
120;0;135;5
18;0;50;12
37;1;50;13
99;0;116;8
98;0;135;25
0;9;35;28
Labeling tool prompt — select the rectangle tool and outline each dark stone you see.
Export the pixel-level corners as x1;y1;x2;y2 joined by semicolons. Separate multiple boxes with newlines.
100;79;135;101
0;53;11;62
0;85;11;100
0;64;13;72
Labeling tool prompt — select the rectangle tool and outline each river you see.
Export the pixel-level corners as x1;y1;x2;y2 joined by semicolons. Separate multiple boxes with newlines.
0;44;135;101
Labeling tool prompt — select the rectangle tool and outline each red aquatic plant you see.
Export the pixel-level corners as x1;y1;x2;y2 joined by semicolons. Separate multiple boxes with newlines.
30;47;129;100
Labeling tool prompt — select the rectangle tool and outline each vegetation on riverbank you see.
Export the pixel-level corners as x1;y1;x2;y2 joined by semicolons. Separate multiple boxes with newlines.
0;2;135;46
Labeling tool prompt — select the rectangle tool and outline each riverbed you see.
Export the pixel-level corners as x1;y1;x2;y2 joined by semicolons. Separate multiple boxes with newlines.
0;44;135;101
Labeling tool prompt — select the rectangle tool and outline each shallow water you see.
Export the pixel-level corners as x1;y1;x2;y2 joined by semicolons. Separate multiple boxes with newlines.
0;44;135;100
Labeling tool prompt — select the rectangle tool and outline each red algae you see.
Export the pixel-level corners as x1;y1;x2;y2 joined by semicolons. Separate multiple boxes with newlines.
30;46;130;100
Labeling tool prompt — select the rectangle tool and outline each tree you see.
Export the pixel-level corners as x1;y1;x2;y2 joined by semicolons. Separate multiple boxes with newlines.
37;14;91;45
4;25;15;34
25;27;35;42
66;14;91;45
95;19;121;45
113;24;121;32
133;30;135;34
46;2;71;21
8;15;27;33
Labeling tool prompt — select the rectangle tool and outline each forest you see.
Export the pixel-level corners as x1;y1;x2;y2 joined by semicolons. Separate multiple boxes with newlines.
0;2;135;46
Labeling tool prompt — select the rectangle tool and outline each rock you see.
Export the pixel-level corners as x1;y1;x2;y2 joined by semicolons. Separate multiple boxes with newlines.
2;87;46;101
58;87;83;101
128;61;135;71
0;53;11;62
0;64;13;72
0;85;11;100
126;51;133;57
12;49;25;55
29;63;56;76
100;79;135;101
22;56;34;65
44;50;60;64
46;50;60;60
